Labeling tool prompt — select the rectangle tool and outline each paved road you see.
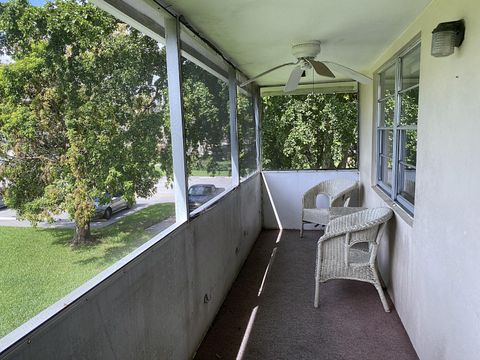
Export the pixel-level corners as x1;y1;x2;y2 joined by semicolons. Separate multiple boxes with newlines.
0;176;232;228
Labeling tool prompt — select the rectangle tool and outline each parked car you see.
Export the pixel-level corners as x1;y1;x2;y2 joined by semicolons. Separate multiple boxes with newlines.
93;194;133;220
188;184;223;211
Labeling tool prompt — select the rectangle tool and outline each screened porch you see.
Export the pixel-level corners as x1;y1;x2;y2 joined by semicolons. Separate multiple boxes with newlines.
0;0;479;360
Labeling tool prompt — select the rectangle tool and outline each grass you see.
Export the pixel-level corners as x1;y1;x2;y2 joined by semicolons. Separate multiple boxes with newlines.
190;159;232;177
154;160;232;177
190;168;230;176
0;202;175;338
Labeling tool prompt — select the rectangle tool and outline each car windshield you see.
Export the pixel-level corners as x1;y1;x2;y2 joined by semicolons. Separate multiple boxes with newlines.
189;186;212;196
94;192;113;203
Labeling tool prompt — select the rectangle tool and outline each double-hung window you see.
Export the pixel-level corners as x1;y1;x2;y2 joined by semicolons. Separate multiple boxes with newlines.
376;40;420;215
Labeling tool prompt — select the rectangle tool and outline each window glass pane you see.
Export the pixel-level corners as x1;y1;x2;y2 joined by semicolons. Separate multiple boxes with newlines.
379;97;395;127
379;130;394;158
377;41;420;211
0;1;176;337
380;64;396;98
399;130;417;167
380;156;393;189
400;87;419;126
261;92;358;170
401;45;420;89
181;59;231;213
398;164;416;205
237;89;257;178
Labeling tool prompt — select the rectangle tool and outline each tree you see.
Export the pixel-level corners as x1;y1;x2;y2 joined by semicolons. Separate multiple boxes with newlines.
237;91;257;175
0;1;360;247
261;92;358;170
181;59;231;176
0;0;169;244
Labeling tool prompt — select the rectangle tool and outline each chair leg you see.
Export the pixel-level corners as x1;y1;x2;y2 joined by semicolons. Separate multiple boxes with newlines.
314;242;321;308
300;221;304;238
372;267;390;312
374;284;391;313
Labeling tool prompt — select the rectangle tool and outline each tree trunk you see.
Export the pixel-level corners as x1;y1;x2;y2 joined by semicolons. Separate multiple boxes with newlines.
72;222;91;245
338;149;350;169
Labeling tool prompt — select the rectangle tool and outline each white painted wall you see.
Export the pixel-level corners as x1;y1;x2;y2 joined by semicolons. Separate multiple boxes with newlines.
262;170;359;229
359;0;480;359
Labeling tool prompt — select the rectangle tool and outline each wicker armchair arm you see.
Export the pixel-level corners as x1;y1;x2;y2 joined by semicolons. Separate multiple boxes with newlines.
319;208;393;242
302;185;324;209
330;182;357;207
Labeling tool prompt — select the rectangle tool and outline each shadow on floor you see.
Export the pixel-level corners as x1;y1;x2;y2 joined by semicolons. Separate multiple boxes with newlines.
194;230;418;360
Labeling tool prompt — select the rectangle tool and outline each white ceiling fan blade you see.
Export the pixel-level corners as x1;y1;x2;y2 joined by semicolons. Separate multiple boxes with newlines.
240;62;297;87
284;66;304;92
322;61;372;84
306;59;335;78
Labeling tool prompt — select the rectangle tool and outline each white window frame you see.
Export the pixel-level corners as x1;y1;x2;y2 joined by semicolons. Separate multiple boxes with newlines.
375;37;420;216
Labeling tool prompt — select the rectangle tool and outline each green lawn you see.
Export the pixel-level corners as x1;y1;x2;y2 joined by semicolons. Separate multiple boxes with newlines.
155;159;232;177
190;168;230;176
0;202;175;338
190;159;232;177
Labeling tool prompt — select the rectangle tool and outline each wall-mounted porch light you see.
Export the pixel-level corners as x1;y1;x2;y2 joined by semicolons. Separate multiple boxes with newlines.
431;20;465;57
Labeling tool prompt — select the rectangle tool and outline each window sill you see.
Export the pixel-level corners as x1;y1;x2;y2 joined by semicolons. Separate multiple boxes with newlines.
240;169;261;183
189;172;260;218
372;185;414;227
189;183;237;218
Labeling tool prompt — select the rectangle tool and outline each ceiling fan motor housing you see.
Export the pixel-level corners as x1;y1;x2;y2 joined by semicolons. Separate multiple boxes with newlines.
239;39;372;88
292;41;321;59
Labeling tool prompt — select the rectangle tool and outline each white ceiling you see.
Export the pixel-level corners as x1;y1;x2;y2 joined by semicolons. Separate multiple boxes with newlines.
164;0;431;87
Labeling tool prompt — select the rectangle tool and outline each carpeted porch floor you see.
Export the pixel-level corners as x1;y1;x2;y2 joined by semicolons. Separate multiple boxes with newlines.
194;229;418;360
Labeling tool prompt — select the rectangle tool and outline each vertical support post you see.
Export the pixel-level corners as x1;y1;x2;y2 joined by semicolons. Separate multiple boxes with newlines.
253;88;262;172
165;17;189;222
229;66;240;187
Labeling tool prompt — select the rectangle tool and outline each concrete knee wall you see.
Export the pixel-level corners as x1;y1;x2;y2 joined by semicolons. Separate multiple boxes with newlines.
1;174;262;360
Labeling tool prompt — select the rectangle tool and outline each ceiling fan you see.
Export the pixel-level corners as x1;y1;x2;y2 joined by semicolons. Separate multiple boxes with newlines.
240;41;372;92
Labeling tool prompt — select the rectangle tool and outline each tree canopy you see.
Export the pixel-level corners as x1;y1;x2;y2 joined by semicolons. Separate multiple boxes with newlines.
0;0;241;244
0;0;168;243
181;60;231;176
0;0;359;245
262;92;358;170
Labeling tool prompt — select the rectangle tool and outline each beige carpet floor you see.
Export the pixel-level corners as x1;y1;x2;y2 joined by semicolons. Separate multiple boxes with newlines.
194;229;418;360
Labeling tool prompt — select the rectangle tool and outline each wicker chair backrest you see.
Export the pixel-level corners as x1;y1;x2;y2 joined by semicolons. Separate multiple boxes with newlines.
303;179;358;209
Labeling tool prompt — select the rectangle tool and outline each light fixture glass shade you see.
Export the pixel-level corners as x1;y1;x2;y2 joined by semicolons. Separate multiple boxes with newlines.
431;30;455;57
431;20;465;57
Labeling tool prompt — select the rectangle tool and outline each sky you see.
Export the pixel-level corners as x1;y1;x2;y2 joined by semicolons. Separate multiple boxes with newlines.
0;0;46;5
1;0;47;64
0;54;12;64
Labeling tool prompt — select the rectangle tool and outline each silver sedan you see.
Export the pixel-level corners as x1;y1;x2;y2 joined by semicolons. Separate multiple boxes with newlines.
93;194;133;220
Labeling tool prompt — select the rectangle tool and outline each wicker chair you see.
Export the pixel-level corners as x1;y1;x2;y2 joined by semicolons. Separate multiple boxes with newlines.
314;207;394;312
300;179;359;237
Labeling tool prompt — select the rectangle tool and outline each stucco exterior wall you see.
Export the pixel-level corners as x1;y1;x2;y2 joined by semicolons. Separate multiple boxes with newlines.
359;0;480;359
